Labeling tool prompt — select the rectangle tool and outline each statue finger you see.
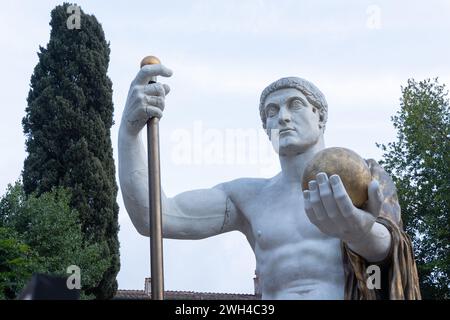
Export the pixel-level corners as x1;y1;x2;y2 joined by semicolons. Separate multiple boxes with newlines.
145;96;165;111
303;190;319;225
144;83;166;97
304;190;330;234
162;83;170;95
316;173;347;229
308;180;327;221
329;174;355;219
143;83;170;96
317;173;338;217
133;64;173;86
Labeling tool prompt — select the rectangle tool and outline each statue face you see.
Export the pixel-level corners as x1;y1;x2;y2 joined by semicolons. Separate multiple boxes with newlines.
264;88;322;156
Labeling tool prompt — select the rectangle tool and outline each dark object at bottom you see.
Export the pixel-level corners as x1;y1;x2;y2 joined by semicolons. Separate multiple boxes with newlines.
17;274;80;300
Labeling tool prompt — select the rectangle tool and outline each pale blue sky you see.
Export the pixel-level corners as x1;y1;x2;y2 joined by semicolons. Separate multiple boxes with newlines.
1;1;449;294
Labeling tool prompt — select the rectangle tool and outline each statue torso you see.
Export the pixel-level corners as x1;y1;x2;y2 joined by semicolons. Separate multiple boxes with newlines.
229;175;345;299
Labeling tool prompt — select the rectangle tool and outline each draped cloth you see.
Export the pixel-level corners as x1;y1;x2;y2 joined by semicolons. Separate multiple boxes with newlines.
341;159;422;300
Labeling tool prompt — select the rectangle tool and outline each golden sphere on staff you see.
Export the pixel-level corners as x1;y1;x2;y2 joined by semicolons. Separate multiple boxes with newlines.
140;55;161;68
302;147;372;208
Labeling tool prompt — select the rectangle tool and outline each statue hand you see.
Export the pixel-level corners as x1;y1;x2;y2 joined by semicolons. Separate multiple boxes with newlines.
302;172;383;244
122;63;173;135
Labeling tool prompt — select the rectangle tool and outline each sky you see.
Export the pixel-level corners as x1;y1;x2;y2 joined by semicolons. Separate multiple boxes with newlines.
1;0;449;294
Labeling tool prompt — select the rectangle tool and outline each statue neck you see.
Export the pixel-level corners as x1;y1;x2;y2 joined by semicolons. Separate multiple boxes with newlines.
279;136;325;184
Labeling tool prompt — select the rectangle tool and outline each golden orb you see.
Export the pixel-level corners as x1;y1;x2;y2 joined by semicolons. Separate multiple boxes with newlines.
302;147;372;208
140;55;161;68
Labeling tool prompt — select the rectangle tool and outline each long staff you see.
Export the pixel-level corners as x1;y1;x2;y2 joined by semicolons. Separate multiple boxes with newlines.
140;55;164;300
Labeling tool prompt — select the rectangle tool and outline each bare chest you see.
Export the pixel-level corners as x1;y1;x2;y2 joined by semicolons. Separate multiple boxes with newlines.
240;184;329;250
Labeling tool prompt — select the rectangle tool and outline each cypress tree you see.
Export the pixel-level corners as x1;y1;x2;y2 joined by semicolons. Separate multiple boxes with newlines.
22;3;119;299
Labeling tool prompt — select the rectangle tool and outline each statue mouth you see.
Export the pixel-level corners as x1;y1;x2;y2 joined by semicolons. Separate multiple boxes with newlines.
279;128;295;134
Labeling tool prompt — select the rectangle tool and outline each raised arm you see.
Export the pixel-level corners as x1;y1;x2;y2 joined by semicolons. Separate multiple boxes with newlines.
118;64;241;239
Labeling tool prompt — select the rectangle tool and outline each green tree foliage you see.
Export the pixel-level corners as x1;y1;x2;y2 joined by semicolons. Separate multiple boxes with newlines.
0;226;36;299
0;182;110;299
21;3;119;298
377;78;450;299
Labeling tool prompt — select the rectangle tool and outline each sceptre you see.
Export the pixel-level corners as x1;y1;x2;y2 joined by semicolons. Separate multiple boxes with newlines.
140;55;164;300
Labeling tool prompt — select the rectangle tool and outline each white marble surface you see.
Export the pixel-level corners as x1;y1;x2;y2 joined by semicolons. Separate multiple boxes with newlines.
118;68;391;299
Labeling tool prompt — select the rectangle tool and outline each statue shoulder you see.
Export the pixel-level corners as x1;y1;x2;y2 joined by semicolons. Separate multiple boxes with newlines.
365;159;402;225
216;177;270;203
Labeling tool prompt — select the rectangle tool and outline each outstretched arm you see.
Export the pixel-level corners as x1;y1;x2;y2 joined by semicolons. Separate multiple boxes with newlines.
119;63;241;239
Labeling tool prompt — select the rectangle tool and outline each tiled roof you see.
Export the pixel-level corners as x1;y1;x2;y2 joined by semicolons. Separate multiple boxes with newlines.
114;289;258;300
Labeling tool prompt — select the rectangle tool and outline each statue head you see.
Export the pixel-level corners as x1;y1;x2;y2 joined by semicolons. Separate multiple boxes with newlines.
259;77;328;156
259;77;328;131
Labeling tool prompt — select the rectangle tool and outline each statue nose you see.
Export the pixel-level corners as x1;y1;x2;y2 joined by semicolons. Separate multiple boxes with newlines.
278;108;291;124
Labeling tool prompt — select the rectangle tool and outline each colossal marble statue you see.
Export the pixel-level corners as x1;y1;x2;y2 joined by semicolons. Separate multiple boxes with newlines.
118;64;421;299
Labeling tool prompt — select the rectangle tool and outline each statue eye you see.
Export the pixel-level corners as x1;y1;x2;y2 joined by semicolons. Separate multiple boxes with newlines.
290;99;305;109
266;105;279;118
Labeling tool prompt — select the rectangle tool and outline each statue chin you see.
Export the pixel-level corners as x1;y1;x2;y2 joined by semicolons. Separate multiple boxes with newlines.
275;139;318;156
